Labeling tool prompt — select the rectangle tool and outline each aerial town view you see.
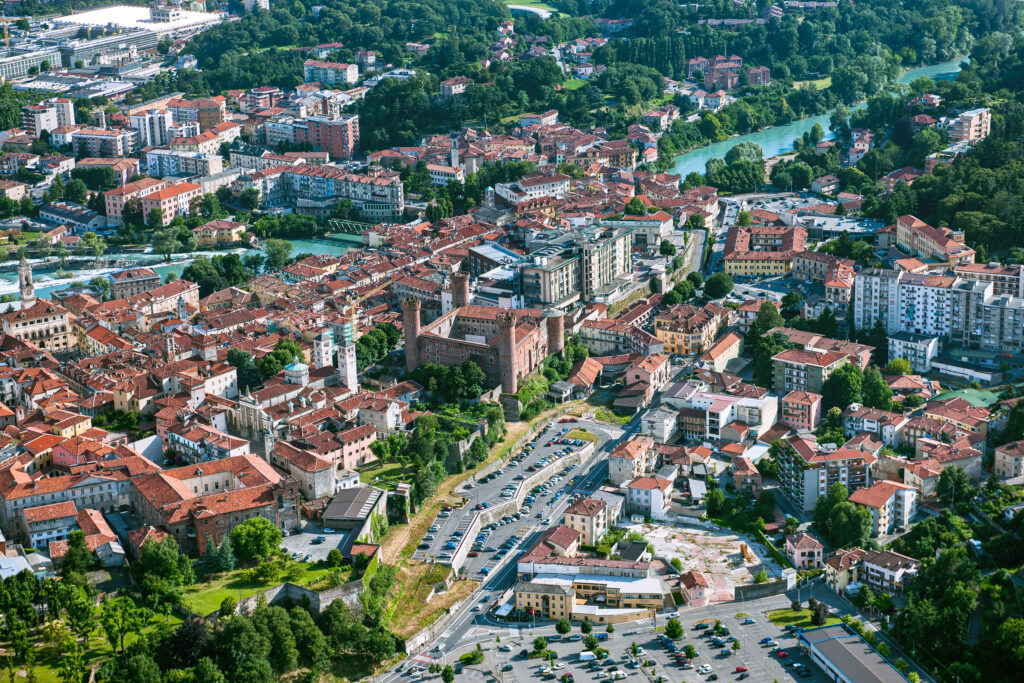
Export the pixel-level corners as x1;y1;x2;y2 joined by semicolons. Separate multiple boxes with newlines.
0;0;1021;681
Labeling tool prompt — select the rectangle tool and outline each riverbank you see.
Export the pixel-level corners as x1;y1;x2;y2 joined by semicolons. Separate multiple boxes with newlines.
670;55;968;177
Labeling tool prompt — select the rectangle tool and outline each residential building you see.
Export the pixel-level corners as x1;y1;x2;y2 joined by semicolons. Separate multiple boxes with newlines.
731;456;761;493
949;278;1024;354
303;60;358;86
109;267;161;299
859;549;921;593
140;183;204;226
0;299;74;353
772;348;849;394
608;436;656;486
495;173;571;205
653;303;732;355
130;109;175;148
440;76;472;100
781;390;822;432
852;268;902;334
887;332;939;373
145;149;224;178
777;435;873;512
894;214;975;268
625;476;672;521
563;498;609;545
848;480;917;536
697;330;743;373
842;404;908;446
22;501;78;550
624;354;671;392
947;107;991;145
722;225;807;276
994;440;1024;479
71;127;138;157
192;219;247;247
304;115;359;160
785;532;823;569
104;177;168;227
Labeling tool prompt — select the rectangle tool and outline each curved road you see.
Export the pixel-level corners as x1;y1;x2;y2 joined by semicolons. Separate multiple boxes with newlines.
508;4;553;19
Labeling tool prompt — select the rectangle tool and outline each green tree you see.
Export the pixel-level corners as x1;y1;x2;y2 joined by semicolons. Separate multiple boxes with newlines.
442;665;455;683
703;272;734;298
65;179;88;204
937;466;972;506
534;637;548;652
263;238;292;270
555;618;571;635
88;276;111;301
885;358;911;375
827;502;872;548
581;620;593;634
659;239;676;256
62;529;92;578
132;536;195;609
252;606;299;673
240;188;261;210
624;196;646;215
862;366;893;410
665;618;683;640
100;597;147;654
230;517;283;563
822;363;862;411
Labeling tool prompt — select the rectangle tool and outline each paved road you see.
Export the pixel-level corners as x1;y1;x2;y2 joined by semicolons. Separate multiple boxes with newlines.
414;420;620;575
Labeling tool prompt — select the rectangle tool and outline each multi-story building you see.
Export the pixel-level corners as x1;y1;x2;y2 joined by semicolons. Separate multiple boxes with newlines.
731;456;761;493
192;219;248;247
859;550;921;593
777;434;873;512
625;476;672;521
440;76;472;100
949;278;1024;354
947;107;991;145
109;267;161;299
495;172;571;205
21;501;79;550
894;273;955;337
130;109;175;148
887;332;939;373
994;440;1024;479
848;480;918;536
781;390;822;432
894;214;975;268
304;115;359;160
772;348;849;394
145;149;224;178
563;498;609;545
243;86;282;112
722;225;807;276
104;177;168;227
22;99;74;138
653;302;732;355
521;252;582;308
140;183;203;226
427;163;465;186
954;261;1024;297
842;403;908;446
167;96;227;132
303;60;359;86
683;387;779;442
575;225;634;302
852;268;902;334
1;266;74;353
71;127;138;157
608;435;656;486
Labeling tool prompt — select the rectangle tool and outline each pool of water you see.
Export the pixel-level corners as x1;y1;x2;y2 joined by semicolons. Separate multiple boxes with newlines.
669;56;969;177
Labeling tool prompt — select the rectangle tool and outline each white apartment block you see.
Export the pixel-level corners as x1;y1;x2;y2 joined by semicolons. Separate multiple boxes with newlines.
848;481;917;536
887;332;939;373
130;109;175;148
895;273;955;337
853;268;902;334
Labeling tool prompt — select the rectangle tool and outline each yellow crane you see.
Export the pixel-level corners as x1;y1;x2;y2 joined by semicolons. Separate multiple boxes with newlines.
0;12;22;50
344;279;391;341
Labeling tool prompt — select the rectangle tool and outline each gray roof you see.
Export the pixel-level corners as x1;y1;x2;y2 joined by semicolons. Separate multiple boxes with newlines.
324;487;384;523
799;625;909;683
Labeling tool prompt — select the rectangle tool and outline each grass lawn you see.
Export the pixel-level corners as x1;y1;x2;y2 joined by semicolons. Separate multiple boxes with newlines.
360;461;414;490
567;428;599;443
505;0;562;13
30;615;183;683
594;405;632;426
795;76;832;90
388;564;478;639
185;563;334;616
563;78;587;90
767;608;842;630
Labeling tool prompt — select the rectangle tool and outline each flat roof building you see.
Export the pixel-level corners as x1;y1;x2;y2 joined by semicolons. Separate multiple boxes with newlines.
797;624;910;683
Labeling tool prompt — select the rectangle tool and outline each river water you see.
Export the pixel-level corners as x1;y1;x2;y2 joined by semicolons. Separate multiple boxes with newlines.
669;56;969;177
12;236;359;301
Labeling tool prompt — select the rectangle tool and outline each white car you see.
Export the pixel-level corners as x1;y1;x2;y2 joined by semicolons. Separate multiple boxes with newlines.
696;665;711;674
554;663;565;670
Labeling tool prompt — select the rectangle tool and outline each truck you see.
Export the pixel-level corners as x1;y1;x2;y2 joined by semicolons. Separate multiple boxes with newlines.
579;652;597;662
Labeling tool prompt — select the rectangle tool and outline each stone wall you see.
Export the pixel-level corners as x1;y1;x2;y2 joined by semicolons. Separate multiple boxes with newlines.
232;577;364;616
734;579;788;602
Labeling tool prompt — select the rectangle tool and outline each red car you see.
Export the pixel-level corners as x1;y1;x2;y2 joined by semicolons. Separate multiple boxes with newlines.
442;505;452;512
777;651;789;658
735;666;748;673
468;551;479;557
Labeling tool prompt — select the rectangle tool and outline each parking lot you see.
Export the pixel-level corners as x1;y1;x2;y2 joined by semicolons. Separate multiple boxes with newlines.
447;610;829;683
413;420;616;575
280;519;347;563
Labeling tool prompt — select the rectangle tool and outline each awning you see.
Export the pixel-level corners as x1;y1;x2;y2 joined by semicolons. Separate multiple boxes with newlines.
494;603;514;617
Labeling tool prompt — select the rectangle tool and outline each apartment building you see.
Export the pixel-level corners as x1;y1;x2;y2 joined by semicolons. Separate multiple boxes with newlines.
848;480;917;536
852;268;903;334
167;96;227;132
608;435;656;486
894;214;975;268
887;332;939;373
140;183;203;226
495;172;571;205
521;252;582;308
71;127;138;157
563;497;609;545
781;390;822;432
772;348;849;394
684;387;778;442
304;115;359;160
722;224;807;276
0;300;75;353
104;177;168;227
842;403;908;446
21;501;79;550
625;476;672;521
22;99;74;138
777;435;873;512
954;262;1024;297
303;60;359;86
145;149;224;178
731;455;761;493
625;354;672;392
947;107;991;145
109;267;161;299
994;440;1024;480
653;302;732;355
192;219;247;247
130;109;175;148
825;548;920;594
949;278;1024;354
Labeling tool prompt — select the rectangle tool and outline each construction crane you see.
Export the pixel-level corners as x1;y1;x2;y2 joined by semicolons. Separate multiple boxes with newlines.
344;279;391;341
0;12;23;50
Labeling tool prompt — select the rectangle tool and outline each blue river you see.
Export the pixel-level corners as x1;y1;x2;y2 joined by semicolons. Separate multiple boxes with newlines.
669;56;969;177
